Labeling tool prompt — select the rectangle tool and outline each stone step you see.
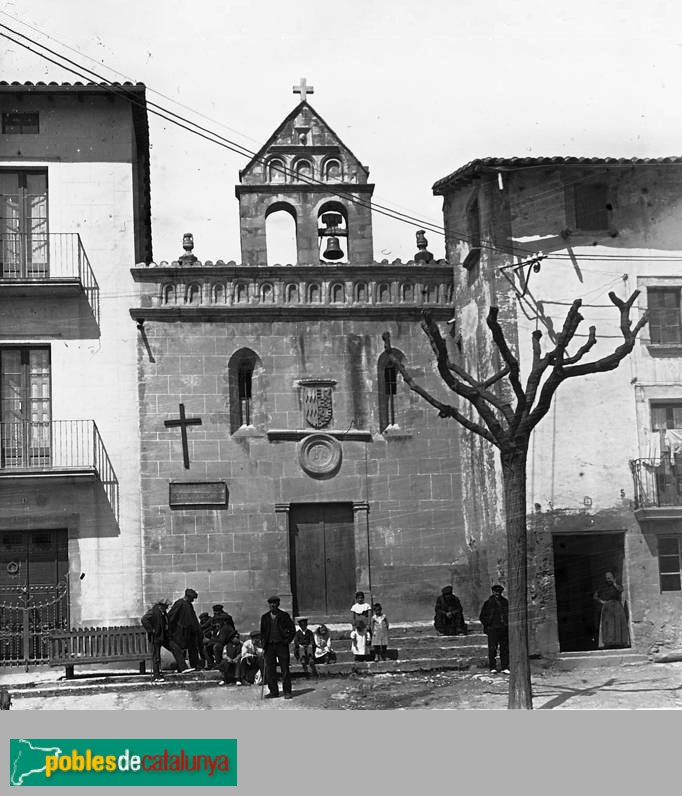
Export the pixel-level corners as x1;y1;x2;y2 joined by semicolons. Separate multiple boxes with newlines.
5;655;492;699
535;651;648;671
300;644;487;665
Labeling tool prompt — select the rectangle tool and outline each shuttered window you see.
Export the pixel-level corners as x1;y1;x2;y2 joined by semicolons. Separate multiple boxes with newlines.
651;402;682;431
658;536;681;592
648;288;682;344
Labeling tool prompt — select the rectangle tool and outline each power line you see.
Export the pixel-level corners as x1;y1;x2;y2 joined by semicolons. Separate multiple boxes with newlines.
5;22;682;274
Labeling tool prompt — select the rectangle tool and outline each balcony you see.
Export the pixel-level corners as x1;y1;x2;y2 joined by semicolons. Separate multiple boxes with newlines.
0;233;100;338
0;420;119;522
630;457;682;523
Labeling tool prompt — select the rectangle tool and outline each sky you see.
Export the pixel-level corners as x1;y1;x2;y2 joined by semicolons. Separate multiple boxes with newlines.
3;0;682;262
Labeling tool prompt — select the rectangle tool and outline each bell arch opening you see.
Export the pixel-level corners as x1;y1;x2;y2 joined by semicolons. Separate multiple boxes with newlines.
266;202;298;266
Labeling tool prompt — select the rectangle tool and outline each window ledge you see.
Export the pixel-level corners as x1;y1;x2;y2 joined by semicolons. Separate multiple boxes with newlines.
232;425;264;439
645;343;682;358
381;425;412;439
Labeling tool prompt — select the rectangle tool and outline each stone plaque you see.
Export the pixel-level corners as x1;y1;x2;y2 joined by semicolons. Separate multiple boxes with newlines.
298;433;342;478
169;481;228;509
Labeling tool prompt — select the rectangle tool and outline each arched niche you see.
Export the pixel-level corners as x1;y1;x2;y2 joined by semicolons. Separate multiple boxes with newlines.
163;283;176;305
267;158;287;184
294;158;313;183
186;283;201;305
323;158;343;182
307;282;321;303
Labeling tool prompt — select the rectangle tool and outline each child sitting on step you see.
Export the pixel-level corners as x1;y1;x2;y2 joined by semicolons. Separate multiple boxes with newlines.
313;624;337;665
293;617;317;678
350;619;371;661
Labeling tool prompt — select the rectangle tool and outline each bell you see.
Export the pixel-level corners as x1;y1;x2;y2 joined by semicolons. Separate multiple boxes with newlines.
323;236;344;260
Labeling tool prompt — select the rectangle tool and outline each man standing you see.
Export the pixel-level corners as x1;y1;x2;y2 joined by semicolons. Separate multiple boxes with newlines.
260;595;296;699
167;588;202;672
141;599;171;681
479;585;509;674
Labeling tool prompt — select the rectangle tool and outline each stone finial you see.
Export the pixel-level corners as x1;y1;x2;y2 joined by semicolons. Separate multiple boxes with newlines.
179;232;198;265
414;230;434;264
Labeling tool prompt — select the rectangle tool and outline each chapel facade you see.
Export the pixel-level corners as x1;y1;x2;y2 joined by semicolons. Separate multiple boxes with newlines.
131;84;468;627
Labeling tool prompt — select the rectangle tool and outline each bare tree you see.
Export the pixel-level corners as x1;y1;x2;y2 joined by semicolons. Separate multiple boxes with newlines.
383;291;647;709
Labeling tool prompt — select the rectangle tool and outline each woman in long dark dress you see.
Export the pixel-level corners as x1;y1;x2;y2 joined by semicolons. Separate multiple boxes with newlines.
593;571;630;649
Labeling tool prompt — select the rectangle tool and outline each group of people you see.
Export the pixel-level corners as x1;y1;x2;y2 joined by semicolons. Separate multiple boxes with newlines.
434;584;510;673
140;590;340;698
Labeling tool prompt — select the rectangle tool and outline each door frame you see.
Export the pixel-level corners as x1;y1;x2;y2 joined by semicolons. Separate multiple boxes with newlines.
276;500;370;617
551;529;630;653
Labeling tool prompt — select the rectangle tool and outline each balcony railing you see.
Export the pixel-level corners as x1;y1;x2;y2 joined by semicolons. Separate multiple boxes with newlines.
0;420;119;520
630;458;682;509
0;233;100;324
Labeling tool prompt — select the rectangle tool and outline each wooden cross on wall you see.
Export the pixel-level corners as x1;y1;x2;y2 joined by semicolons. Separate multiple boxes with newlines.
293;77;314;102
164;403;202;469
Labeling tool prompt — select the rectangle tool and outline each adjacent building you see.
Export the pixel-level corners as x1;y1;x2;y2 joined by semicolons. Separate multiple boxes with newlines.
131;90;466;628
434;156;682;654
0;82;151;663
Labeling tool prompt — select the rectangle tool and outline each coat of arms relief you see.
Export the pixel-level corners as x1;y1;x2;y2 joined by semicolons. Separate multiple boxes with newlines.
298;379;337;429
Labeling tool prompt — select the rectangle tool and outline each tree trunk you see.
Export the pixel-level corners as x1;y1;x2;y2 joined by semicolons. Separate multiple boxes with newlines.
501;445;533;709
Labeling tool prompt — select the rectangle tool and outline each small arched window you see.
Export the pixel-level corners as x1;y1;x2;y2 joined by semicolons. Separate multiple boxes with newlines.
268;158;286;183
401;282;414;303
324;159;342;181
295;159;313;182
378;282;391;303
163;284;176;305
186;283;201;305
228;348;264;433
286;283;300;303
260;283;274;303
330;282;345;303
377;350;405;432
307;282;321;303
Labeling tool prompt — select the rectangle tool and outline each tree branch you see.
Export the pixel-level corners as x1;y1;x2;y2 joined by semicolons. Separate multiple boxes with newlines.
382;332;499;446
419;313;513;434
486;306;526;410
523;290;648;432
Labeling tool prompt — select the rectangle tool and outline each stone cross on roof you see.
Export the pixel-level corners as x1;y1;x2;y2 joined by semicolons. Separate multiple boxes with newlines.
293;77;314;102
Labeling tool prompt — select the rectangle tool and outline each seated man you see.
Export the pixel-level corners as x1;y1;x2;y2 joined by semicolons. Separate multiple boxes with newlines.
217;632;243;685
434;585;468;636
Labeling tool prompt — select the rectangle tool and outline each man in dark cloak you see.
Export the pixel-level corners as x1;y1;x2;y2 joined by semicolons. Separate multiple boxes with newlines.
141;599;171;680
434;585;467;635
479;584;509;673
167;587;202;672
260;595;296;699
210;604;237;665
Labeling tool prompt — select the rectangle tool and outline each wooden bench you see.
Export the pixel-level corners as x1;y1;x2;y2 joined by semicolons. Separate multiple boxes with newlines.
48;626;151;679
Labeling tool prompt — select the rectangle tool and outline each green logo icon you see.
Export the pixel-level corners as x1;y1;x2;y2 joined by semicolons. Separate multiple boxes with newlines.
9;739;237;787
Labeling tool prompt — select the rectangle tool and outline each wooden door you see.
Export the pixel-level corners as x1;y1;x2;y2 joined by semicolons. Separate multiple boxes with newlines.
290;503;355;615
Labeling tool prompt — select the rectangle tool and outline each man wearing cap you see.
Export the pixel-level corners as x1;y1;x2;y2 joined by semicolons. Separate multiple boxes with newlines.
141;599;171;681
209;604;237;666
167;588;202;673
479;585;510;674
260;596;296;699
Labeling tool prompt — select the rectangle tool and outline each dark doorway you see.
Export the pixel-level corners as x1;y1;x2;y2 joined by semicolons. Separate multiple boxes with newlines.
553;532;627;652
289;503;355;615
0;529;69;665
